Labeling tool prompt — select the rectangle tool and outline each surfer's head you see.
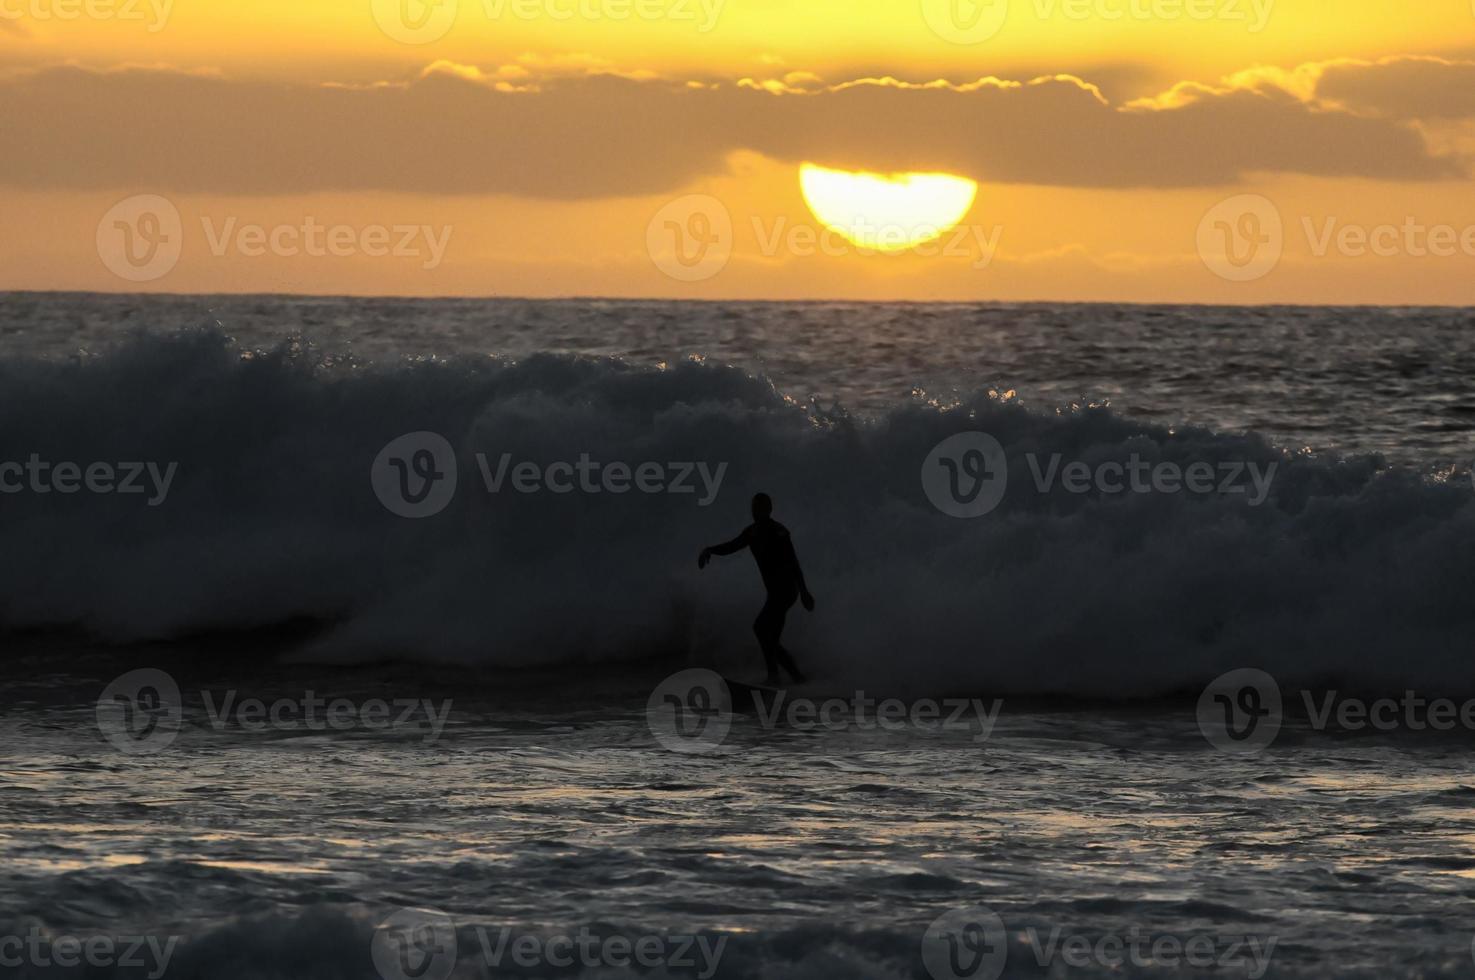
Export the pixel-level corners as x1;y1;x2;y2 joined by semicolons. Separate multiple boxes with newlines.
751;492;773;521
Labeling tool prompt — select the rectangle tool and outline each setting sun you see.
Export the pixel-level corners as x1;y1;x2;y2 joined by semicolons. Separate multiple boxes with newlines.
798;163;979;253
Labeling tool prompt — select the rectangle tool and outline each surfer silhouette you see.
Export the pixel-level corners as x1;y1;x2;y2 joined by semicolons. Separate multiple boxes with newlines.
698;492;814;686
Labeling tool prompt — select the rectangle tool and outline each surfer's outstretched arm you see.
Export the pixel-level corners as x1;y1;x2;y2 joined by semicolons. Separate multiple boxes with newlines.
698;528;750;568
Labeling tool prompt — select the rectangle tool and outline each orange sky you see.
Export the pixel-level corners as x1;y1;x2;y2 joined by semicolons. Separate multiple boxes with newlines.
2;0;1474;303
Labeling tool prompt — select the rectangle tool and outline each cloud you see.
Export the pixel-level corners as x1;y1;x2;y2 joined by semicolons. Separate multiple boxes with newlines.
0;58;1466;200
1133;55;1475;121
1312;56;1475;120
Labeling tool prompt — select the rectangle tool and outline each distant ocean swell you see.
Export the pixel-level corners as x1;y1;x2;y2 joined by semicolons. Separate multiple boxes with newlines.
2;329;1473;699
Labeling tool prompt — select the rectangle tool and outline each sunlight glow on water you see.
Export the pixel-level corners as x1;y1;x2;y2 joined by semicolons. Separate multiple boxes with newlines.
6;666;1475;976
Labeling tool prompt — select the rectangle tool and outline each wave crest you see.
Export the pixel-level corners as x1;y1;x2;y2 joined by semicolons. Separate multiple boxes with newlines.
3;330;1473;699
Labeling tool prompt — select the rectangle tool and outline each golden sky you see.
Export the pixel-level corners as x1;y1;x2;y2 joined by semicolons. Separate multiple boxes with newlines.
2;0;1474;302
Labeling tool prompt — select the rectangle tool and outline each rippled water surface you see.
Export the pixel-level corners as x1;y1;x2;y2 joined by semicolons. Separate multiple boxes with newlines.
6;293;1475;464
5;657;1475;978
4;295;1475;978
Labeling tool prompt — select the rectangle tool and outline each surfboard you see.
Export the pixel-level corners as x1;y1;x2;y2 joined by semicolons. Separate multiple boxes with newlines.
721;676;838;713
722;676;784;713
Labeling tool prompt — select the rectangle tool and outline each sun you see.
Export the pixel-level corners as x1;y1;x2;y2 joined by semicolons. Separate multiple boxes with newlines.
798;163;978;253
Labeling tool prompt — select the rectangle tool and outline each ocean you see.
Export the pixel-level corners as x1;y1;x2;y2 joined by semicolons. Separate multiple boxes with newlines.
3;292;1475;978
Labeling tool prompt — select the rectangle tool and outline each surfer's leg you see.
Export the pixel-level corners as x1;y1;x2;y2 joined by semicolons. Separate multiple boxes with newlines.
761;593;805;683
753;597;786;684
774;646;806;684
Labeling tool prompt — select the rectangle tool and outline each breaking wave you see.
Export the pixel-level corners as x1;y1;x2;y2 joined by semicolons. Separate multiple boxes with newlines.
3;329;1474;700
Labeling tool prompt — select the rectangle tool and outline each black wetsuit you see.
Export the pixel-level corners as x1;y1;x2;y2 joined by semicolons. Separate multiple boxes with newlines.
709;519;806;682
